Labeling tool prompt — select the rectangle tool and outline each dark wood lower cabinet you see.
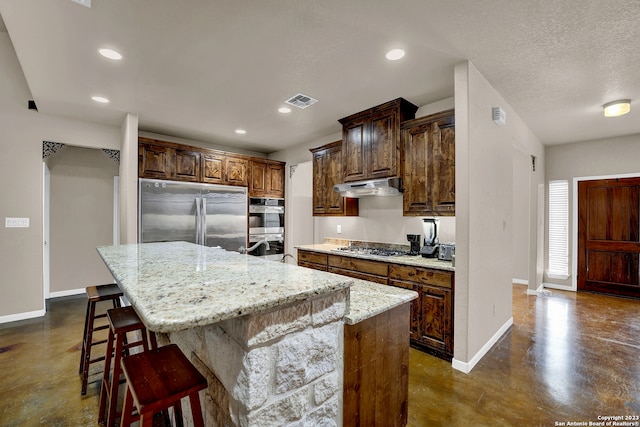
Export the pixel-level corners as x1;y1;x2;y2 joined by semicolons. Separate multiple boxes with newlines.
327;254;388;284
389;279;453;359
297;249;454;360
344;303;410;427
389;264;454;360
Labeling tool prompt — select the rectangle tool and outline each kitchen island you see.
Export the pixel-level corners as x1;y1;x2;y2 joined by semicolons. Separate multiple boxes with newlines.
97;241;416;426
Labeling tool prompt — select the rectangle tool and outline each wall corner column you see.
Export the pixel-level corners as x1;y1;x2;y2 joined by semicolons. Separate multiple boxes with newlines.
119;113;139;244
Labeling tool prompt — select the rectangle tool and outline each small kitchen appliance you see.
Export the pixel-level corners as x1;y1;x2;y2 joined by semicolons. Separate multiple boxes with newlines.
407;234;421;255
420;218;439;258
438;243;455;261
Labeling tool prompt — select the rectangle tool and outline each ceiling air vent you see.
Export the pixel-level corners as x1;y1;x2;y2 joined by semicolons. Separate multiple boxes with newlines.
285;93;318;109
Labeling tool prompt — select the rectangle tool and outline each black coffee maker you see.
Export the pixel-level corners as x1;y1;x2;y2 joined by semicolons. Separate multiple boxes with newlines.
406;234;421;255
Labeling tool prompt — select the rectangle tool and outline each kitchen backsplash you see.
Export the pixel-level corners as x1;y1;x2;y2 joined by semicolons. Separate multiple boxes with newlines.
313;195;455;245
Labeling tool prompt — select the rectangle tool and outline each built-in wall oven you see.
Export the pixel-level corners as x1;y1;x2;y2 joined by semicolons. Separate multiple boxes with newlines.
248;197;284;261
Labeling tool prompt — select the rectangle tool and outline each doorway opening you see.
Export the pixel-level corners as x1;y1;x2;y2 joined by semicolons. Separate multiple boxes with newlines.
42;144;120;303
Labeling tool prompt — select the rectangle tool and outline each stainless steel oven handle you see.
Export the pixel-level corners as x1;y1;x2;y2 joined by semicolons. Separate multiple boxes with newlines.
201;197;207;246
249;205;285;214
195;197;201;245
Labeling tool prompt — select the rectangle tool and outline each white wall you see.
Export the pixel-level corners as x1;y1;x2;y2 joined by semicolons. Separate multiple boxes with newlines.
544;134;640;289
453;61;544;372
0;33;121;321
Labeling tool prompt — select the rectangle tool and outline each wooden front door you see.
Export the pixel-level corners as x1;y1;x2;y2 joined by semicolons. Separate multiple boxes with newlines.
577;177;640;298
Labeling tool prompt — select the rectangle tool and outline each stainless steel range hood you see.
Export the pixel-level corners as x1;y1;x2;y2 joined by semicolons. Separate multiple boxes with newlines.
333;177;403;198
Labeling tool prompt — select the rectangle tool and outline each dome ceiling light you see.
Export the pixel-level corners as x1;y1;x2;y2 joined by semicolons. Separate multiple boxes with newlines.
603;99;631;117
98;48;122;60
385;48;405;61
91;96;109;103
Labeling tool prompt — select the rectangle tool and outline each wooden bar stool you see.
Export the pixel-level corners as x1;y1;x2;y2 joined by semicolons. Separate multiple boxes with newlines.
79;283;123;395
120;344;208;427
98;306;156;427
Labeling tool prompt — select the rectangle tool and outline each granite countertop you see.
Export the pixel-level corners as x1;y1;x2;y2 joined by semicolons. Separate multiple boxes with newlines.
97;241;416;332
296;242;455;272
345;279;417;325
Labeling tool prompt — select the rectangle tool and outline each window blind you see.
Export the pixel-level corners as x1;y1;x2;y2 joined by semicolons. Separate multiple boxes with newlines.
548;180;569;276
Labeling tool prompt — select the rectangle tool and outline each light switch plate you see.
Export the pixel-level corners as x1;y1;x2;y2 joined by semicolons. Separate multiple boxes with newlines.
5;218;30;228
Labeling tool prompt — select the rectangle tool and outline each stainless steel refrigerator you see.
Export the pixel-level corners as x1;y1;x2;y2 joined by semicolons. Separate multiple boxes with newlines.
138;178;247;252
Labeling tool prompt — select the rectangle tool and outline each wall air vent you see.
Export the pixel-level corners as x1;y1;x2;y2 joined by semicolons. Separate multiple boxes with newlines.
492;106;506;126
285;93;318;109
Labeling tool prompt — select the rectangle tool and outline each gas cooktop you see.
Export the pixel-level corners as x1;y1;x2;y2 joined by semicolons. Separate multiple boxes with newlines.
334;246;412;257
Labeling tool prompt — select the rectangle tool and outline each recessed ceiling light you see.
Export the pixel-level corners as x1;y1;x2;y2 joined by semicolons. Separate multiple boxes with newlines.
91;96;109;103
278;107;292;114
98;48;122;60
386;48;405;61
603;99;631;117
235;129;247;135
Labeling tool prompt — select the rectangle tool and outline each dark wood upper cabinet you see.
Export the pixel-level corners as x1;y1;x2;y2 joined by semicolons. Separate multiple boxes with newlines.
249;159;285;198
339;98;418;183
226;156;249;187
138;141;201;182
310;141;358;216
174;148;201;182
138;137;281;193
202;153;248;186
139;142;173;180
401;109;455;216
341;114;369;182
201;152;224;183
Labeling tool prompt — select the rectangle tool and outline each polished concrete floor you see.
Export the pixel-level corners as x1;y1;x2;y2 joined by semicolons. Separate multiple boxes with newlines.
0;285;638;426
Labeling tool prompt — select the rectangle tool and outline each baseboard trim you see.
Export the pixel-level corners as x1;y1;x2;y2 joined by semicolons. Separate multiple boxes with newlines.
452;316;513;374
49;288;85;299
512;278;528;286
542;282;575;292
525;284;545;296
0;308;46;325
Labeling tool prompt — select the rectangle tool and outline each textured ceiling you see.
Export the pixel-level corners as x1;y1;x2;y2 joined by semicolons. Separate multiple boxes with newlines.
0;0;638;153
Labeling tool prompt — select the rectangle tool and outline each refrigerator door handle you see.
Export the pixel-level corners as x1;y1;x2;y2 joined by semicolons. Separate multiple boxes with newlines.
201;197;207;246
195;197;202;245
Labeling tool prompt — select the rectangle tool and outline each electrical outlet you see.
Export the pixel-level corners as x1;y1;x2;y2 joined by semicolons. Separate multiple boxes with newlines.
337;225;342;234
5;218;30;228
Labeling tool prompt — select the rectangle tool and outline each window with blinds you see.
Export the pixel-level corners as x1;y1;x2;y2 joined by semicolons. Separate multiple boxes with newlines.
548;180;569;276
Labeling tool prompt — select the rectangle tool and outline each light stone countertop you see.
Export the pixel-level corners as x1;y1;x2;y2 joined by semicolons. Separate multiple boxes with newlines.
295;243;456;272
345;280;417;324
97;241;416;332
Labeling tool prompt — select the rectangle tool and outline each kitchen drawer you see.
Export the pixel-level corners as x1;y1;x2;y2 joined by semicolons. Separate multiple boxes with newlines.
328;255;389;276
298;250;328;266
328;267;388;285
298;260;328;271
388;264;452;288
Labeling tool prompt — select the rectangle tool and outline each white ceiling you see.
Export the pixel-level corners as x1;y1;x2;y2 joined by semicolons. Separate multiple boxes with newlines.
1;0;639;153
